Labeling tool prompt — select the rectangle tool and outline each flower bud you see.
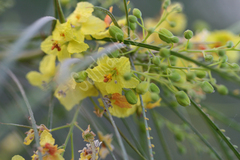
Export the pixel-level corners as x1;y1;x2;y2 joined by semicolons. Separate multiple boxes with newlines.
201;81;214;93
226;41;234;48
123;72;132;81
175;91;190;106
130;22;137;30
175;132;185;141
218;49;225;57
147;27;155;34
186;71;196;81
195;70;206;78
169;72;181;82
152;56;161;66
220;63;228;68
160;63;168;71
128;15;137;23
170;36;179;43
163;0;171;9
109;50;119;58
159;48;170;58
133;8;142;19
169;21;176;28
204;55;213;62
73;71;88;83
158;28;174;43
220;55;228;63
149;83;160;93
136;82;149;95
230;63;240;69
125;90;138;104
151;93;160;103
184;30;193;39
109;25;124;41
217;85;228;95
170;101;178;108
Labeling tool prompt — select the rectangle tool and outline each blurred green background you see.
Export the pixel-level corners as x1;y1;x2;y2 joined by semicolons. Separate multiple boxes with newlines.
1;0;240;160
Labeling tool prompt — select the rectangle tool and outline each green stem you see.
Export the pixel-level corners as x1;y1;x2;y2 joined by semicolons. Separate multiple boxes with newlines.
55;0;65;23
150;110;172;160
74;123;84;132
61;103;82;156
190;99;240;159
71;133;74;160
47;92;54;129
101;96;129;160
0;122;31;129
51;0;58;31
51;124;71;132
123;0;130;38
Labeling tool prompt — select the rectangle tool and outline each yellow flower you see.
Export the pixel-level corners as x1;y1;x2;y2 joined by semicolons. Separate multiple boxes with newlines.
98;93;137;118
206;30;239;62
26;54;56;89
142;91;161;109
32;130;65;160
67;2;106;35
55;79;98;110
98;132;114;159
79;140;101;160
12;155;25;160
87;56;139;94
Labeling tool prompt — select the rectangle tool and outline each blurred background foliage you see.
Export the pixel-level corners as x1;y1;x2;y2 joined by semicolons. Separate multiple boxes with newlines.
1;0;240;160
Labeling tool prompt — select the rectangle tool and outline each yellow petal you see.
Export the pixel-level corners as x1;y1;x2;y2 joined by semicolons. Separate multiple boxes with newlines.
40;130;55;146
23;129;34;145
26;71;50;88
12;155;25;160
67;41;89;53
39;54;56;76
52;20;74;42
57;45;71;62
41;36;59;55
81;16;106;35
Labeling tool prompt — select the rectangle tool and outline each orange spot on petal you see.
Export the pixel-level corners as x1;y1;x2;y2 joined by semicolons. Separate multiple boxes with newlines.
111;93;131;108
104;6;113;28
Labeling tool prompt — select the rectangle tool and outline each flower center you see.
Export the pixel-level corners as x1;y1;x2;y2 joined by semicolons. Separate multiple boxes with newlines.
51;40;61;51
103;73;112;82
45;143;57;156
76;14;81;20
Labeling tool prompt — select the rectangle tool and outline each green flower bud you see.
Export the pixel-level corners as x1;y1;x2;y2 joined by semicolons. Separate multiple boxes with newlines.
220;63;228;68
170;101;178;108
170;36;179;43
163;0;171;9
175;132;185;141
175;91;190;107
158;28;174;43
220;55;228;63
159;48;170;58
186;71;196;81
217;85;228;95
160;63;168;71
204;55;213;62
136;82;149;95
147;27;155;34
129;22;137;30
226;41;234;48
230;63;240;69
125;90;138;104
149;83;160;93
123;72;132;81
170;55;177;66
109;25;124;41
73;71;88;83
109;50;119;58
195;70;206;78
169;72;181;82
133;8;142;19
151;93;160;103
218;49;225;57
128;15;137;23
201;81;214;93
169;21;176;27
178;145;187;154
152;56;161;66
184;30;193;39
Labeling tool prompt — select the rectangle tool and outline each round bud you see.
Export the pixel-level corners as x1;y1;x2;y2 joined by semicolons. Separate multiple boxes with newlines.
159;48;170;58
73;71;88;83
175;91;190;107
169;21;176;27
220;63;228;69
125;90;138;104
128;15;137;23
220;55;228;63
150;93;160;103
152;56;161;66
205;55;213;62
170;101;179;108
217;85;228;95
160;63;168;71
186;72;196;81
170;36;179;43
201;81;214;94
158;28;174;43
230;63;240;69
109;25;124;41
147;27;155;34
123;72;132;81
136;82;149;95
149;83;160;93
184;30;193;39
226;41;234;48
175;133;185;141
163;0;171;9
218;49;225;57
129;22;137;30
170;55;177;62
109;50;119;58
195;70;206;78
178;145;186;154
133;8;142;19
169;72;181;82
